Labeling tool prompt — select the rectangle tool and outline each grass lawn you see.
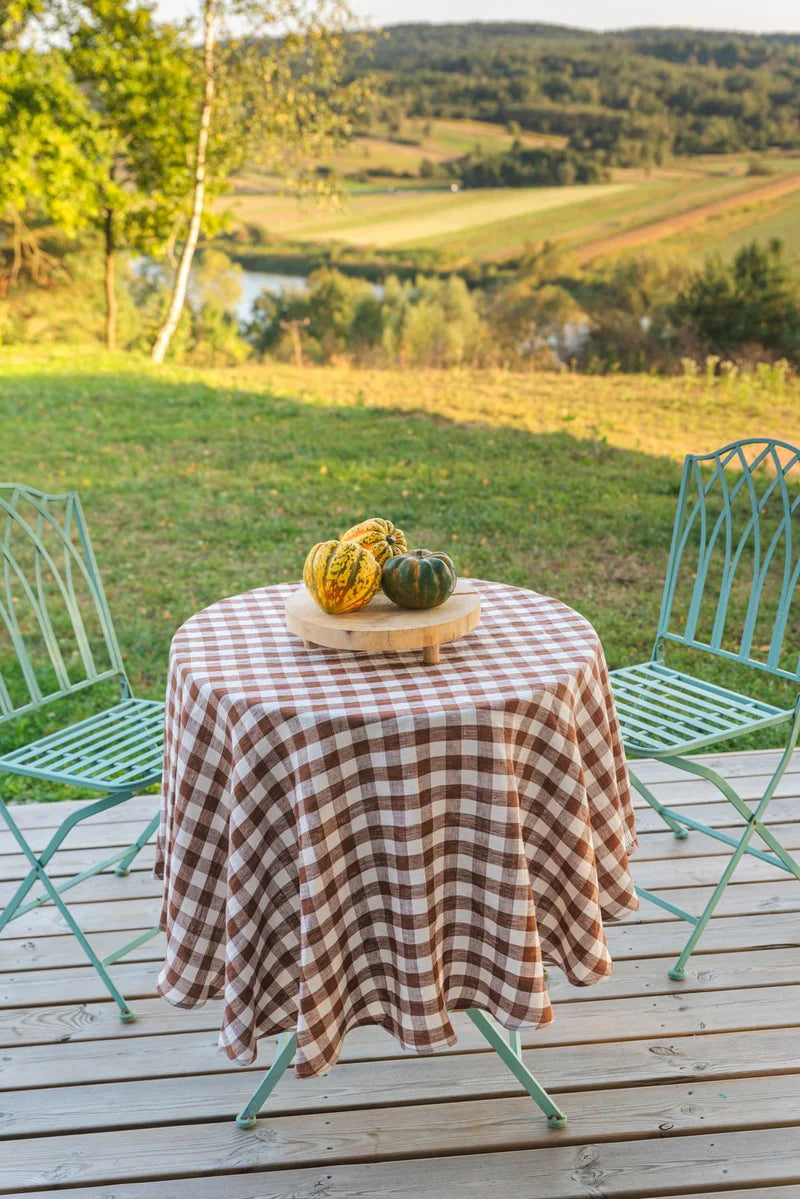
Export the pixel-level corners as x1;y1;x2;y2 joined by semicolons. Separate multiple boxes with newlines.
1;348;798;797
223;152;800;264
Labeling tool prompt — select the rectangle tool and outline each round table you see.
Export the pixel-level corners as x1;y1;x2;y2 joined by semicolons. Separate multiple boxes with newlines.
156;579;638;1077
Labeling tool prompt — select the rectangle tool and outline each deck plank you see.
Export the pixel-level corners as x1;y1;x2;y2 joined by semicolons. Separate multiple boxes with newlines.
1;747;799;1197
26;1187;800;1199
4;1011;800;1093
6;1127;800;1198
2;1036;800;1140
4;1073;800;1193
6;979;800;1056
4;906;798;977
4;874;799;944
2;942;798;1011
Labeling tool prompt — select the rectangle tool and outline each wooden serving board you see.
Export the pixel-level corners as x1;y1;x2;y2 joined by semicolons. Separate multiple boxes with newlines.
285;585;481;665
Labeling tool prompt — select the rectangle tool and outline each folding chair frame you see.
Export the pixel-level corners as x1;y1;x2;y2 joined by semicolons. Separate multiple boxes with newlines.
0;795;160;1019
628;696;800;979
0;484;162;1019
611;440;800;979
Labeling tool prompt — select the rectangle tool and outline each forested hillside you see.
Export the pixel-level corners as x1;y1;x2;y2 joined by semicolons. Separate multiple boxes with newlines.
361;24;800;166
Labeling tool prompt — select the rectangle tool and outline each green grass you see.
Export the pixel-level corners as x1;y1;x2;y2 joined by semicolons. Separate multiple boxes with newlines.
224;148;800;265
707;194;800;260
1;349;799;798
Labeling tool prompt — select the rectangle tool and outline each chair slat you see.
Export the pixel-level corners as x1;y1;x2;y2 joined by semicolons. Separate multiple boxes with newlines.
10;701;161;769
0;486;129;725
612;662;791;755
0;699;164;791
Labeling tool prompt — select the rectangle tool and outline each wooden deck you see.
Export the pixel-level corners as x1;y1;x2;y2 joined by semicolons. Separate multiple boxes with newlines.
1;748;800;1197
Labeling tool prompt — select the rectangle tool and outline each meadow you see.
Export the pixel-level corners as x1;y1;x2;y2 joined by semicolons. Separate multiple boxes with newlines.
1;348;798;801
224;122;800;267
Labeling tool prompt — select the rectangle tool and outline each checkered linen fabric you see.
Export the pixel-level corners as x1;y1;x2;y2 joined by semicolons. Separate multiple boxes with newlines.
156;579;638;1077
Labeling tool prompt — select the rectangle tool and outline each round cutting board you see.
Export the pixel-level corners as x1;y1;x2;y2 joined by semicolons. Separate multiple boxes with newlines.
285;585;481;664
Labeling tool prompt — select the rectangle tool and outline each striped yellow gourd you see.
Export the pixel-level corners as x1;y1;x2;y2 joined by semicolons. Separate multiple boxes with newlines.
303;539;381;615
340;517;408;566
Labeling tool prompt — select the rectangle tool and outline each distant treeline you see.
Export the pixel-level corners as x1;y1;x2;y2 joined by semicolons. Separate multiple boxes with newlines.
448;143;610;188
357;23;800;166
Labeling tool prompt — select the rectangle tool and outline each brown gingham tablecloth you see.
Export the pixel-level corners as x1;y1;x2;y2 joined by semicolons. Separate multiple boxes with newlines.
156;579;638;1077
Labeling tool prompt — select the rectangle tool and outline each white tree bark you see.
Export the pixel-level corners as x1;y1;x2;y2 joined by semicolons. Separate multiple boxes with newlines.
151;1;216;364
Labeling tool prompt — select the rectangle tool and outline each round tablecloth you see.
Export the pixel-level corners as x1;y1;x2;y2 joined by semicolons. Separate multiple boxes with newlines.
155;579;638;1076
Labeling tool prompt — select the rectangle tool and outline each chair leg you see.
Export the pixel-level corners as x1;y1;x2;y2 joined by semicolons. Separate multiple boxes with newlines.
466;1008;567;1128
628;767;689;839
667;818;760;981
659;714;800;981
236;1031;298;1128
0;792;150;1021
33;867;137;1020
0;867;38;933
115;811;160;876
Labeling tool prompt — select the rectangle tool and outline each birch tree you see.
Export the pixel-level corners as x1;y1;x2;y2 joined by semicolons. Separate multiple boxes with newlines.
151;0;369;363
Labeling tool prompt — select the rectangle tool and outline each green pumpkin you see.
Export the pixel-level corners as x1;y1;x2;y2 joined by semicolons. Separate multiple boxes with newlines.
381;549;457;610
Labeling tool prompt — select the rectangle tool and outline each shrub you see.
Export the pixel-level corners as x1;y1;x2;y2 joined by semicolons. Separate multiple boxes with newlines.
672;239;800;366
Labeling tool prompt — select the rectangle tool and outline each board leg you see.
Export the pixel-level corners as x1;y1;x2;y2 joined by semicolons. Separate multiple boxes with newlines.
303;640;320;649
423;644;440;665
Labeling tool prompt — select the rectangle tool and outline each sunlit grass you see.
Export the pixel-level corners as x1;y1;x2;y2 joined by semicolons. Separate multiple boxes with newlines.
1;348;798;797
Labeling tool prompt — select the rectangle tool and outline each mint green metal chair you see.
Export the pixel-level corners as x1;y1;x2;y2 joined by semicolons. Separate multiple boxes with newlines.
0;484;163;1021
610;439;800;980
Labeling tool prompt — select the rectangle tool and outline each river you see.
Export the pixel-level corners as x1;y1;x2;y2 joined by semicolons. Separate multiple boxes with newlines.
236;271;309;321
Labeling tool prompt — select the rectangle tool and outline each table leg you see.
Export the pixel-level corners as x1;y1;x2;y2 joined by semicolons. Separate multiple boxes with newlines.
235;1015;566;1131
465;1008;567;1128
235;1030;298;1129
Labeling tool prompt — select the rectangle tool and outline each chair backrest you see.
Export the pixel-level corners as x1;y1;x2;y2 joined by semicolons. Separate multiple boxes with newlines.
656;439;800;683
0;484;129;724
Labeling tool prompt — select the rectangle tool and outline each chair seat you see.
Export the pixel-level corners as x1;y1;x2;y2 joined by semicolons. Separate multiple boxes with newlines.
0;698;164;791
610;661;790;755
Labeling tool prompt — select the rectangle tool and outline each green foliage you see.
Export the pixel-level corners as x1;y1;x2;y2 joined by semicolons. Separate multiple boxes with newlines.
66;1;201;253
0;47;104;233
383;274;483;367
450;142;610;188
0;243;142;345
673;239;800;364
191;248;244;313
186;302;250;366
580;255;692;373
245;268;485;366
357;24;800;165
486;277;584;367
180;249;249;365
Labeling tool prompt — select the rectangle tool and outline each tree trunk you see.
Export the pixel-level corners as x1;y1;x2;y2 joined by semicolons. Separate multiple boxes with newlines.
104;208;117;352
151;0;215;364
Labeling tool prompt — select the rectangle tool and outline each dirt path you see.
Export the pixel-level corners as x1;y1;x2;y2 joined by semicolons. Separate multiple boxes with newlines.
574;171;800;262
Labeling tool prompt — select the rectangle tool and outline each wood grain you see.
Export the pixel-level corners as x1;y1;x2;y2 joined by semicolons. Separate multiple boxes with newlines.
1;746;800;1196
284;584;480;661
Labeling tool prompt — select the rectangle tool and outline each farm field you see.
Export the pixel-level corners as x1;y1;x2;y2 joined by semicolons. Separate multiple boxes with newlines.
309;116;565;178
1;346;798;803
573;169;800;263
224;139;800;265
